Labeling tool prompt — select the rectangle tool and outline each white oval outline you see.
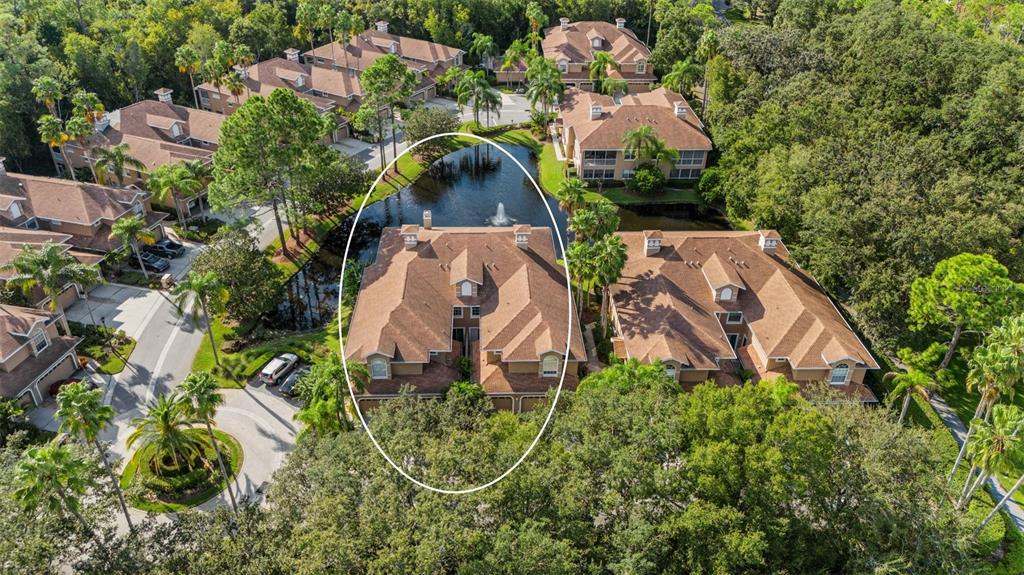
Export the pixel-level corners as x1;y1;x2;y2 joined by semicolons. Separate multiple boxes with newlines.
337;132;575;494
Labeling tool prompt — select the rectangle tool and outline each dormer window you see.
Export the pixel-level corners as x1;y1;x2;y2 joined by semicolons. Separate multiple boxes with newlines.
370;357;389;379
460;281;473;297
132;202;144;216
591;38;601;49
29;330;49;354
296;75;306;87
718;287;734;301
665;363;676;379
541;355;560;377
646;238;661;251
559;60;568;73
390;42;398;54
170;123;182;138
9;202;22;219
829;363;850;385
636;60;646;74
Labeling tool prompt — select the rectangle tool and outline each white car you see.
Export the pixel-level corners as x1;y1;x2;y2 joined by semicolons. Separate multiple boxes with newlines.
259;353;299;385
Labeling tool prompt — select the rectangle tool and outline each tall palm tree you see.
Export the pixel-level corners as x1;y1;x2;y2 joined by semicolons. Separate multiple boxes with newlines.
601;77;628;97
501;39;531;88
181;158;214;188
223;72;246;106
950;343;1020;480
955;404;1024;510
557;177;587;218
32;76;64;116
333;11;353;70
588;51;620;94
172;271;226;367
148;163;200;228
438;66;465;97
526;57;564;119
622;126;659;161
55;380;133;531
126;393;207;475
295;0;320;52
0;241;103;334
318;3;339;65
646;138;681;170
94;144;146;187
696;30;720;111
109;215;156;279
38;115;76;180
233;44;255;95
888;369;936;426
14;443;99;540
64;116;97;182
594;235;628;333
71;90;105;124
456;70;497;127
566;240;596;311
662;59;701;98
525;1;548;53
175;45;202;107
178;372;237;513
478;84;503;127
469;33;499;70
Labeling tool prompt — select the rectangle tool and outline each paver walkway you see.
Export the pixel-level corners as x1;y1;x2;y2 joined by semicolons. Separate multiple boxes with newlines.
930;392;1024;532
582;323;607;374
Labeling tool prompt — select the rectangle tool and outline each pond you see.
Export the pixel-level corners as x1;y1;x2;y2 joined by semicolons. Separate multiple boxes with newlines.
269;143;731;331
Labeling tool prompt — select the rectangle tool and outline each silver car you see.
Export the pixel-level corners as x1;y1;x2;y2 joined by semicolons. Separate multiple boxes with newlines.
259;353;299;385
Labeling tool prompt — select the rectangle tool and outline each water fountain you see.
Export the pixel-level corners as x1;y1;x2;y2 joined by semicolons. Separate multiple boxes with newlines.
486;202;515;226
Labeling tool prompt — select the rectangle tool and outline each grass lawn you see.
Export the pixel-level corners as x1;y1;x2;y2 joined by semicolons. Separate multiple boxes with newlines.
121;428;242;513
173;217;224;243
68;322;136;375
600;186;701;205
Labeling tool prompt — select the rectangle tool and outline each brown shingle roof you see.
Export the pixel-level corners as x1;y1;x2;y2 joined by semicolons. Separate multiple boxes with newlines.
560;88;712;151
0;173;147;226
196;58;338;112
543;21;651;65
345;227;585;365
612;231;879;372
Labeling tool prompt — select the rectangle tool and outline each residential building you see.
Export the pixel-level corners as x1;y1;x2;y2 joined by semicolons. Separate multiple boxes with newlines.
557;87;712;181
0;305;81;408
498;18;654;91
344;214;586;413
610;230;879;402
302;20;464;102
0;162;167;255
195;55;351;142
0;227;104;309
57;89;225;217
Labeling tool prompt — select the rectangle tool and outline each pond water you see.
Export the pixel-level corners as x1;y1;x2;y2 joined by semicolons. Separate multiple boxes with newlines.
269;143;731;330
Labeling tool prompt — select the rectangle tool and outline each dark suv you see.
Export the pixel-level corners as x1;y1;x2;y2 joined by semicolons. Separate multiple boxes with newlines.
145;238;186;259
128;251;170;273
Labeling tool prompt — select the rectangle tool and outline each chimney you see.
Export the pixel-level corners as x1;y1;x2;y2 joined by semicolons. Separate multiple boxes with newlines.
284;48;300;62
758;230;779;255
423;210;432;229
560;17;570;31
0;157;6;176
401;224;419;248
154;88;173;104
675;103;688;118
643;230;663;256
590;105;602;120
389;41;398;54
514;224;531;249
616;17;626;29
93;113;110;133
376;20;389;33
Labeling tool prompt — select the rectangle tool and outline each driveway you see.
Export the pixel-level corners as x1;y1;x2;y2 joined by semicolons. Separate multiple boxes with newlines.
427;94;534;126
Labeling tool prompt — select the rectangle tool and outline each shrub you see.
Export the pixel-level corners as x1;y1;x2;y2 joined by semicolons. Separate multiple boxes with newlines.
628;164;665;195
456;356;473;380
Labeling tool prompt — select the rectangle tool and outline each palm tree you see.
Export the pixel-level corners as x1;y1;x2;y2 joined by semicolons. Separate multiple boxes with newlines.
295;0;320;51
148;163;200;228
623;126;679;169
14;444;99;540
0;241;103;334
646;138;681;170
955;404;1024;510
109;215;156;279
478;84;503;128
437;66;465;97
71;90;105;124
525;1;548;52
500;39;531;88
333;11;353;70
181;158;214;188
601;77;628;97
233;44;255;95
566;240;596;311
175;46;202;107
94;144;146;187
38;115;75;180
32;76;64;116
594;235;628;333
318;3;339;64
172;271;226;367
55;380;134;531
525;57;564;119
223;72;246;106
470;33;499;70
588;51;619;94
127;393;207;475
662;59;701;98
696;30;720;111
64;116;96;181
888;370;936;426
456;70;497;128
557;177;587;218
178;372;237;513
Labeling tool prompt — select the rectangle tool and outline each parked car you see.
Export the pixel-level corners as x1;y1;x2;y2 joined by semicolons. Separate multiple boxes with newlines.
259;353;299;385
127;251;170;273
279;366;309;397
146;238;185;259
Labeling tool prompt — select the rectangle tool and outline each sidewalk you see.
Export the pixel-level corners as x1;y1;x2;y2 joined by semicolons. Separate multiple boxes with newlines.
929;392;1024;532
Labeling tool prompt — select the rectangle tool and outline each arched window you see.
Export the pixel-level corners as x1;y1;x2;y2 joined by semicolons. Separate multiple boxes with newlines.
829;363;849;385
370;358;388;380
461;282;473;297
719;287;733;301
541;355;560;377
665;364;677;380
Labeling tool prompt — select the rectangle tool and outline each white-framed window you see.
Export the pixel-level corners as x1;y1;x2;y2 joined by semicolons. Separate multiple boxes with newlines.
622;169;635;180
636;60;646;74
170;123;182;138
558;60;568;73
726;312;743;324
470;306;481;318
581;169;615;180
453;306;464;318
670;168;702;180
370;358;389;379
719;287;733;301
623;149;636;161
541;355;560;377
296;75;306;87
830;363;850;385
29;330;49;354
665;364;676;379
460;282;473;297
583;150;616;165
9;202;21;219
675;150;705;168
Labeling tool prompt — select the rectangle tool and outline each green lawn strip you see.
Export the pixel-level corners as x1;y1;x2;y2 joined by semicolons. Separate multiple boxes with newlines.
97;338;136;374
121;429;243;513
68;322;137;375
600;186;701;206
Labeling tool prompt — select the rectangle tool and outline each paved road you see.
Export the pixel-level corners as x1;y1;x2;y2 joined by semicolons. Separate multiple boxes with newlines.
930;392;1024;532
